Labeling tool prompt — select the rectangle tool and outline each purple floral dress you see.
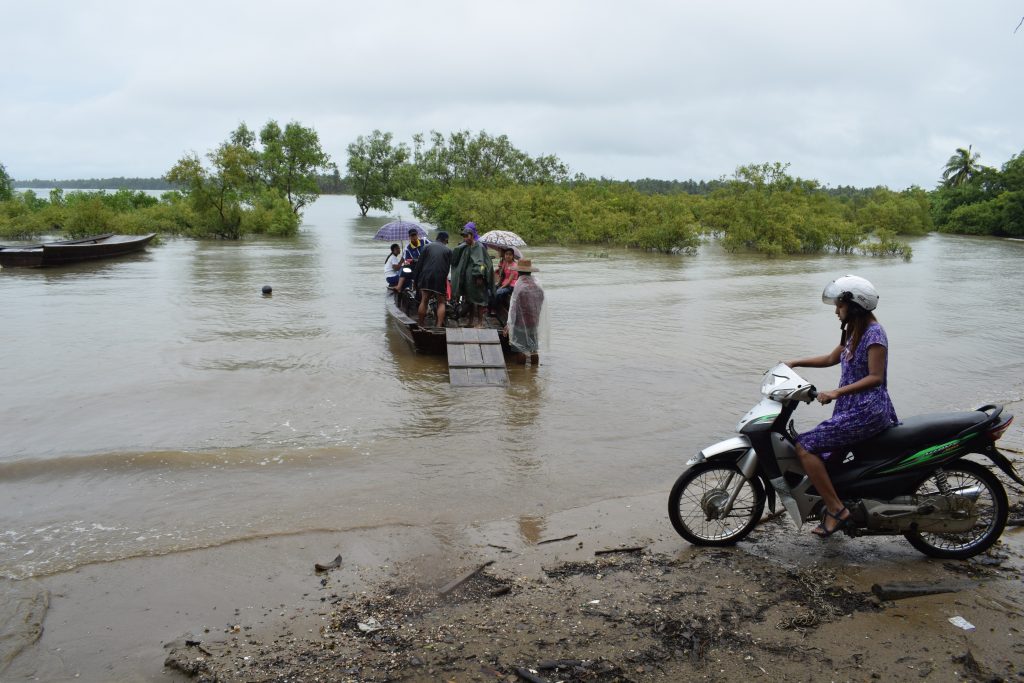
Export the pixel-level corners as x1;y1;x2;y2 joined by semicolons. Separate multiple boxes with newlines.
797;323;899;460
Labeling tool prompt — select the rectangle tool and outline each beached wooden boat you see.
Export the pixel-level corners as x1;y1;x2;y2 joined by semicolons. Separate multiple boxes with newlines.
0;233;156;268
385;289;510;356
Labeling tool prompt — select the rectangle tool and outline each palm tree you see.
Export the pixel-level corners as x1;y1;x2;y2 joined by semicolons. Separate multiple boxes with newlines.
942;145;982;187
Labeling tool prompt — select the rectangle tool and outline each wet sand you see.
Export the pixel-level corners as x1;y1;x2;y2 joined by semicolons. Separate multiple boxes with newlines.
4;467;1024;682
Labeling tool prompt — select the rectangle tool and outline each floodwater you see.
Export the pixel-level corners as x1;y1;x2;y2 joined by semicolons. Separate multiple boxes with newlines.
1;195;1022;580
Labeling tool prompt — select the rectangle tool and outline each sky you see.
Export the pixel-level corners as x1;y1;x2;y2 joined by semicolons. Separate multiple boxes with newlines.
2;1;1021;189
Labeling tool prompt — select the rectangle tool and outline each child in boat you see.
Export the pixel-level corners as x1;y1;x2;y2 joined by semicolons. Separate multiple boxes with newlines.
384;243;402;288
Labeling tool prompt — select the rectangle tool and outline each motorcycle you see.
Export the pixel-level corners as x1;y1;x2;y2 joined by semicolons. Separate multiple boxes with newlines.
668;363;1020;559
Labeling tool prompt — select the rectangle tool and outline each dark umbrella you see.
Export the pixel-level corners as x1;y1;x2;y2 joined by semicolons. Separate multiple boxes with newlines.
374;220;427;242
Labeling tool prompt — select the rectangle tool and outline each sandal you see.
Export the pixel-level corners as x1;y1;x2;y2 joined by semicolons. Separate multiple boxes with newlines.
812;506;851;538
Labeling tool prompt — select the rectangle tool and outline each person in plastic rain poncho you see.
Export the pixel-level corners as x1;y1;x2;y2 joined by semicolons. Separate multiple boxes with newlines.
503;259;548;365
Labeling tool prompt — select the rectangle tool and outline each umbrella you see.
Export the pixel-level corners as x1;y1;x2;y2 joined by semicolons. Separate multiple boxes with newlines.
479;229;526;248
480;229;526;259
374;220;427;242
483;242;523;259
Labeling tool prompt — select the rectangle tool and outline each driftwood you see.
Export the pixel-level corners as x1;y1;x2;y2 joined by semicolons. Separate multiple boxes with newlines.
871;580;968;601
314;554;343;572
438;561;494;596
514;667;550;683
594;546;645;556
537;659;585;670
537;534;577;545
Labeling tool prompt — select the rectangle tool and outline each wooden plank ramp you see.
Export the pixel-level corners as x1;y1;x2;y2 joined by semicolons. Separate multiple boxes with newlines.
447;328;508;387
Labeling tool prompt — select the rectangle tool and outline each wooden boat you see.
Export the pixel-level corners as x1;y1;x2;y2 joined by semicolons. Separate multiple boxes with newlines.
0;233;156;268
385;288;510;355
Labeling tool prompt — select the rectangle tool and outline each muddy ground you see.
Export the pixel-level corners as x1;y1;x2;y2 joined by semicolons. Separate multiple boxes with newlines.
161;510;1024;683
4;439;1024;682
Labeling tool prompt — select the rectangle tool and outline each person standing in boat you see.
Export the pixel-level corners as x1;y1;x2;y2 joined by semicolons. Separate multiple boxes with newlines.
450;222;494;328
412;231;452;328
504;259;547;365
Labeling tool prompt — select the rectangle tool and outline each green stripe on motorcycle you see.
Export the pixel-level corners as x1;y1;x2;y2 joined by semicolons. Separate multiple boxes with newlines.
750;414;778;424
879;432;977;473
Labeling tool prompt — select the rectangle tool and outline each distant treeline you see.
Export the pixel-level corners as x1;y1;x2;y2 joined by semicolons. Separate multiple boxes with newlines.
13;172;352;195
13;177;175;190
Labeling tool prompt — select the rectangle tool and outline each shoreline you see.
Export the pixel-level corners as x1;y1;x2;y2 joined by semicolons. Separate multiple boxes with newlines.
4;479;1024;682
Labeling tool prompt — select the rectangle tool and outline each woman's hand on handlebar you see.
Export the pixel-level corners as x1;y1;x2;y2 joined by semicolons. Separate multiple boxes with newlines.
816;390;839;405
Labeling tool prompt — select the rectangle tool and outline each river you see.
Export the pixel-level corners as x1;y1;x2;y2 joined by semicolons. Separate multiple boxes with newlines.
1;195;1022;580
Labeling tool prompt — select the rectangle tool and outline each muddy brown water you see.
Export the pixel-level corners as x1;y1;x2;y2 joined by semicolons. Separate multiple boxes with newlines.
1;195;1023;581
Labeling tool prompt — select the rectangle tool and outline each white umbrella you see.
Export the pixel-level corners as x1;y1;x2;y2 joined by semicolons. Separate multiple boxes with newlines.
480;229;526;259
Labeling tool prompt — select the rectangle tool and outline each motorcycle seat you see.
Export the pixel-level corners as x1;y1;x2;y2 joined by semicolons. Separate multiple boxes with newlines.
850;411;989;459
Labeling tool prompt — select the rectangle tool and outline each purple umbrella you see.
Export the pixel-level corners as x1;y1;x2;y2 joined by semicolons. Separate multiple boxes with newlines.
374;220;427;241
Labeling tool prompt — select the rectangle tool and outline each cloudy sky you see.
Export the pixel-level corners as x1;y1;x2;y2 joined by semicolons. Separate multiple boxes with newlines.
2;1;1021;189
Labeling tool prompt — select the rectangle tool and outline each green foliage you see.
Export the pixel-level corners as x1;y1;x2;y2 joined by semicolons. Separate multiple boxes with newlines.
166;150;246;239
932;148;1024;236
417;182;700;254
623;177;730;196
162;120;325;239
346;130;410;216
694;162;922;258
859;229;913;262
254;121;334;215
855;187;933;236
945;190;1024;237
0;162;13;202
408;130;569;226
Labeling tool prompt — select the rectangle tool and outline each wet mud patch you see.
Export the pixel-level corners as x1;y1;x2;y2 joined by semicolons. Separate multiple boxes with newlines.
164;548;891;682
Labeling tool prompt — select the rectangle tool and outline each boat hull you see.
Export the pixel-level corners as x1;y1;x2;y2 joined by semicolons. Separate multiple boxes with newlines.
0;233;156;268
385;290;510;355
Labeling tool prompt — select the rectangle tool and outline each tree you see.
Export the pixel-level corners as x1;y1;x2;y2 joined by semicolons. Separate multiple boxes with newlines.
257;121;334;215
0;162;13;201
165;120;329;238
346;130;410;216
165;146;248;239
411;130;568;193
407;129;569;225
942;145;983;187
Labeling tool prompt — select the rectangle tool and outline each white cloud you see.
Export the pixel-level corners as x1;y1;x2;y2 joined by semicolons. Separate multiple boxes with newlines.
2;0;1021;187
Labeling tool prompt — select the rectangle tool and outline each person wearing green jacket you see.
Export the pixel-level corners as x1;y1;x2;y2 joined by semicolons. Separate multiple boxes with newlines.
450;222;494;328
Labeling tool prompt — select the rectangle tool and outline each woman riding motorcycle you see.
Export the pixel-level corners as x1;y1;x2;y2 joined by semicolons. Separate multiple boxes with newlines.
786;275;899;537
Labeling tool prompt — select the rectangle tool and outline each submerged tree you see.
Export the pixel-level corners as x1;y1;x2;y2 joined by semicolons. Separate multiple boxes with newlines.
346;130;410;216
256;121;334;215
164;120;328;238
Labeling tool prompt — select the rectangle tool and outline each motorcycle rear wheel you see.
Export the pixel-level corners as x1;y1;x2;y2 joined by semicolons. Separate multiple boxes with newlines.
668;462;766;546
902;460;1008;560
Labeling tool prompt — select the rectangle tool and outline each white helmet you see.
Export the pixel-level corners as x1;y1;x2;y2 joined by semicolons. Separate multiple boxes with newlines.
822;275;879;311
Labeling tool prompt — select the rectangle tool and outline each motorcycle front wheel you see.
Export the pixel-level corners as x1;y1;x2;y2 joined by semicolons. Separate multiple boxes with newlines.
668;462;766;546
903;460;1008;560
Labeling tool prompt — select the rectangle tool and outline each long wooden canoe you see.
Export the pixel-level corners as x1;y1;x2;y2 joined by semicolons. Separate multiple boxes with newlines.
0;233;156;268
385;289;510;356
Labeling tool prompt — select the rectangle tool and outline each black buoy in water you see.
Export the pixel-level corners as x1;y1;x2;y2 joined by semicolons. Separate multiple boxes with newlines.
261;285;273;296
